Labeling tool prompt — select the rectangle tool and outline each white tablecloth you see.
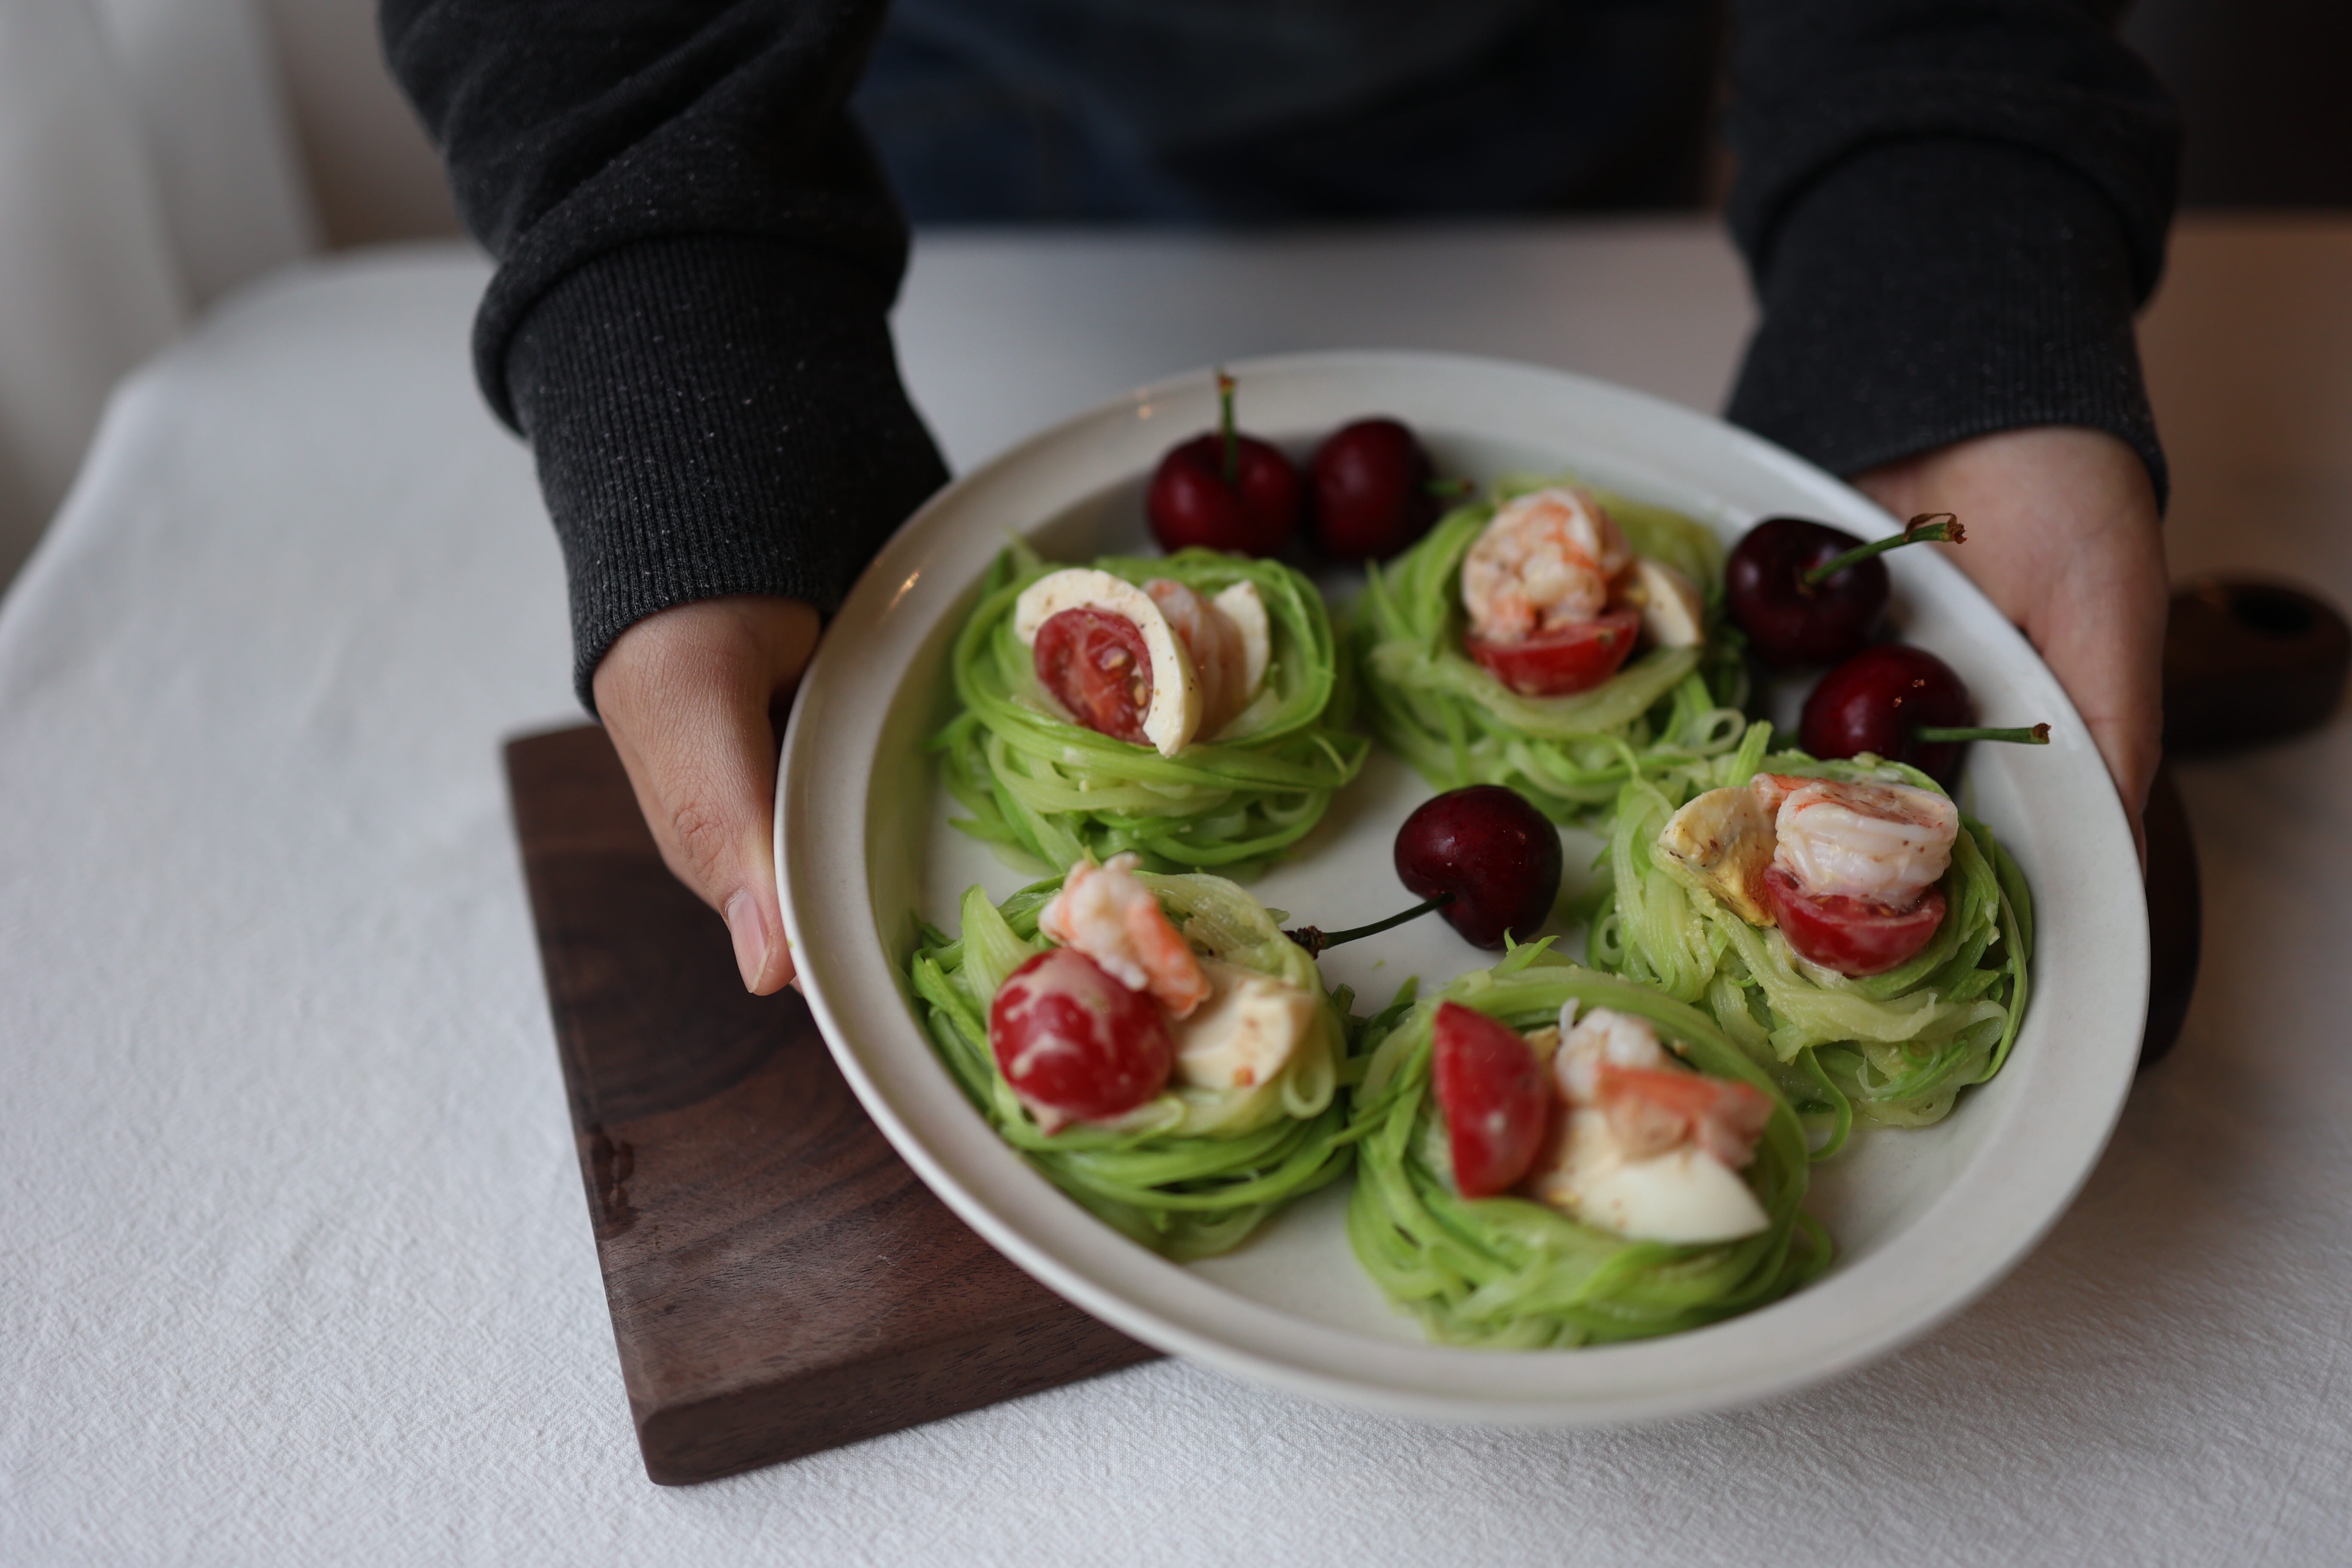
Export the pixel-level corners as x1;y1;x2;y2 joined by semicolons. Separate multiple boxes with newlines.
4;218;2348;1566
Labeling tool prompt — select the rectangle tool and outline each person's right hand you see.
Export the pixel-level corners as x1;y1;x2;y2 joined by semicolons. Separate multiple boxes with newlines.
1852;425;2168;857
592;595;822;995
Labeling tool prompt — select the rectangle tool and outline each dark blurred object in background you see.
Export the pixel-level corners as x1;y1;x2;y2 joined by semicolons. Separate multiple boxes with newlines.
856;0;1724;222
855;0;2352;221
2123;0;2352;206
2163;579;2352;754
2141;765;2200;1068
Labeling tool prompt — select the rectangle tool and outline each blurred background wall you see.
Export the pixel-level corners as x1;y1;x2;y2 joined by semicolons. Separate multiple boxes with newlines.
2123;0;2352;207
0;0;2342;595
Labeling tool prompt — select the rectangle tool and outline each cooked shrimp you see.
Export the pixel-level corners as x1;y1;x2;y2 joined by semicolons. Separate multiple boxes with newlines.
1038;853;1211;1019
1460;486;1633;643
1146;579;1251;738
1551;1002;1670;1103
1550;1004;1770;1168
1755;773;1958;906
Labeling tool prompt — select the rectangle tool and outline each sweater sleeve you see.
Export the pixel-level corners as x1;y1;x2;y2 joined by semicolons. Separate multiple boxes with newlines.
381;0;950;707
1723;0;2180;502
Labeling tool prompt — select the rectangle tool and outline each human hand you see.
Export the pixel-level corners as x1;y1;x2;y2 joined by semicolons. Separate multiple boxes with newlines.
593;595;822;994
1853;427;2168;850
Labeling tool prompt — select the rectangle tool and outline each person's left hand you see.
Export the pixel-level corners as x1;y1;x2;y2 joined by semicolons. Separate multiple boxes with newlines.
1852;425;2168;853
593;594;821;996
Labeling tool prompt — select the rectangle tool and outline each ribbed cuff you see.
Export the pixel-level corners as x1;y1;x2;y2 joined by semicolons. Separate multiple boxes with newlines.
502;235;949;709
1727;137;2167;506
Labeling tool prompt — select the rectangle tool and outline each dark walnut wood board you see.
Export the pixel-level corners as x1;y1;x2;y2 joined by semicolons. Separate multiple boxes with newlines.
505;725;1154;1486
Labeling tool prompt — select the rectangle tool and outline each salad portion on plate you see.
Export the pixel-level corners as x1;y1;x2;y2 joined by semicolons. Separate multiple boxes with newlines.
1348;951;1829;1348
1593;722;2033;1147
938;544;1365;874
1356;478;1751;823
909;854;1358;1258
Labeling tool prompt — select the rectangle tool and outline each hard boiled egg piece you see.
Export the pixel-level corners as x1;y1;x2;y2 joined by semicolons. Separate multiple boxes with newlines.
1656;784;1778;926
1529;1107;1770;1244
1012;567;1202;757
1167;959;1314;1092
1210;580;1271;699
1624;557;1705;648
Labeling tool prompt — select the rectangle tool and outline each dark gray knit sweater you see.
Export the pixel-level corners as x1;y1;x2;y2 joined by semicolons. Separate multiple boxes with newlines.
381;0;2177;708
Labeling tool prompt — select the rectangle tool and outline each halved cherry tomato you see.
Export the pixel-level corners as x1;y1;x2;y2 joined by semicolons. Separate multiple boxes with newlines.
1593;1063;1773;1168
989;948;1172;1132
1464;610;1642;698
1034;607;1152;744
1762;865;1946;978
1430;1001;1551;1198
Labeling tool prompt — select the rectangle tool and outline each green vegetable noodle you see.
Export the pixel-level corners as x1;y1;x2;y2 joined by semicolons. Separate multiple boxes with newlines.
1589;721;2034;1152
907;870;1360;1259
1347;946;1831;1348
1353;477;1750;824
938;541;1368;874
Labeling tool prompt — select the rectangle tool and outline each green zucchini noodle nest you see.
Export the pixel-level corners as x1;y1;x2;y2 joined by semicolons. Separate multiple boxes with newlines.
1352;476;1752;824
1345;944;1830;1348
907;868;1367;1259
937;541;1369;875
1587;719;2036;1153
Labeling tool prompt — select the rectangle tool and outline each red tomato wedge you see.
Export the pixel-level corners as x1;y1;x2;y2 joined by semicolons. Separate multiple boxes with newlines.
1430;1001;1552;1198
1464;610;1642;697
989;948;1172;1132
1593;1063;1774;1168
1762;865;1947;978
1033;607;1153;744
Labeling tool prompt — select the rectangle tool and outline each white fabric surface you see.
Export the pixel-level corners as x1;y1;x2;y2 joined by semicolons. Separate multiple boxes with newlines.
3;221;2350;1566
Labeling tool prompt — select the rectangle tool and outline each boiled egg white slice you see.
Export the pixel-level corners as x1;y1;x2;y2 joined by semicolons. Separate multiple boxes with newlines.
1623;557;1705;649
1210;580;1271;700
1529;1106;1770;1244
1013;568;1203;757
1168;958;1313;1092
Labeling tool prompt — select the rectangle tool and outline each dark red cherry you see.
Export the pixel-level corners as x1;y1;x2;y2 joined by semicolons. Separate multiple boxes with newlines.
1800;644;1974;783
1727;513;1962;669
1307;418;1439;560
1800;643;2050;789
1726;517;1887;668
1393;785;1563;950
1147;371;1301;556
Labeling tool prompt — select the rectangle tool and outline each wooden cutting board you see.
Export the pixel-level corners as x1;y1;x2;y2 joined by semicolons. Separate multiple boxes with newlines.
504;725;1155;1486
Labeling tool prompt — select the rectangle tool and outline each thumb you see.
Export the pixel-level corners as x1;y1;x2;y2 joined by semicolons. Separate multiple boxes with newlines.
591;596;822;994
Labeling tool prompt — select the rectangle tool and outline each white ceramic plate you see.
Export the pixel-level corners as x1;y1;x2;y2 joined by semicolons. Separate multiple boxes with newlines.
776;351;2147;1424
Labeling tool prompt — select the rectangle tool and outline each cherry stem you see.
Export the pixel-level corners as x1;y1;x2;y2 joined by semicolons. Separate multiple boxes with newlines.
1285;895;1452;958
1803;512;1966;587
1914;722;2051;745
1216;369;1239;485
1426;477;1477;501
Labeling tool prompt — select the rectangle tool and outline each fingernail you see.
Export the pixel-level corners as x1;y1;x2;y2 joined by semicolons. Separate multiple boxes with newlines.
724;889;772;993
